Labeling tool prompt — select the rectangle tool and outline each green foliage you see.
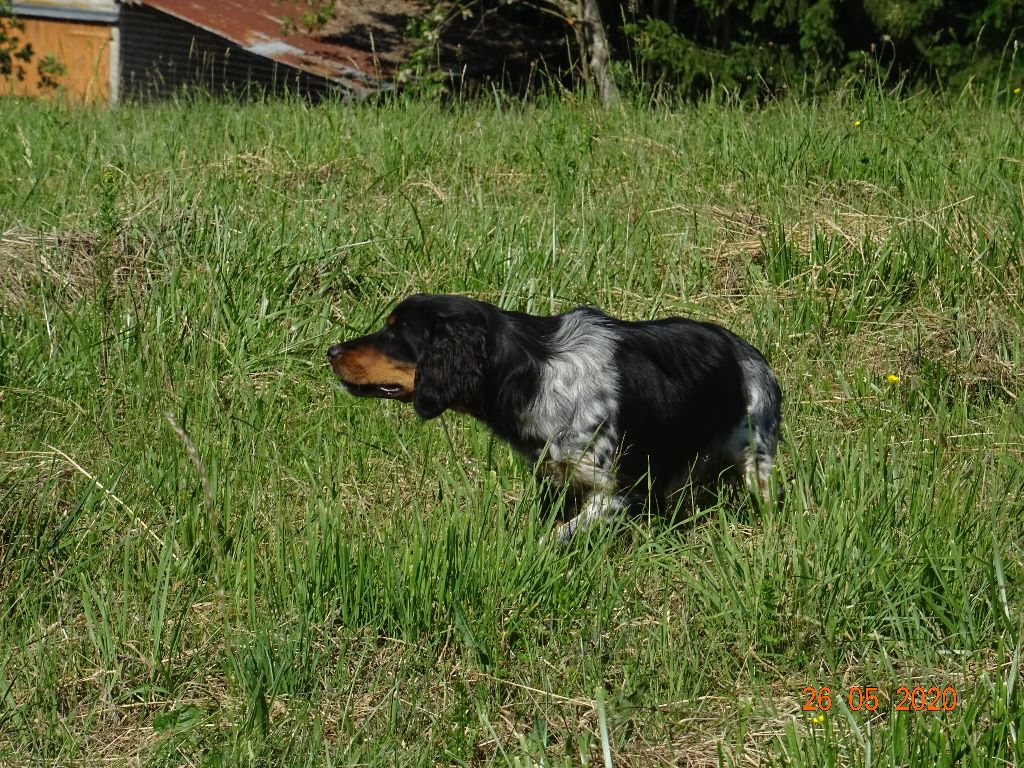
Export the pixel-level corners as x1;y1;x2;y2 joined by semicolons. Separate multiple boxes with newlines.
273;0;335;34
0;2;34;82
622;0;1024;98
267;0;1023;99
1;2;65;93
35;53;65;91
398;6;454;97
625;17;804;96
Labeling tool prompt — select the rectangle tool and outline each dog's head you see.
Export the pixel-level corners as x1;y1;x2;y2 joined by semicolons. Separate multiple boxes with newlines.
328;294;489;420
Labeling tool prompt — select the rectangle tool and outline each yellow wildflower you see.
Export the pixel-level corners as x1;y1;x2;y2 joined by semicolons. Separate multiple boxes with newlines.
885;374;900;384
854;119;862;126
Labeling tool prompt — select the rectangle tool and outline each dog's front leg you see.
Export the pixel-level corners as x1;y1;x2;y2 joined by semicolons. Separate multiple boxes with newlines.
535;469;583;522
554;492;626;545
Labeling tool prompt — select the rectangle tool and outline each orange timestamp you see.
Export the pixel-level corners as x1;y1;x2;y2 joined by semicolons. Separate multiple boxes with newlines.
802;685;958;712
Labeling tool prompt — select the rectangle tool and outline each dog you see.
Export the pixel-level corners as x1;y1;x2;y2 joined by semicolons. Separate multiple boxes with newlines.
327;294;782;543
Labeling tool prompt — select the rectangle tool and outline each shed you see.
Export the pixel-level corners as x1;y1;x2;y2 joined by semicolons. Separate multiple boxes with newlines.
4;0;394;103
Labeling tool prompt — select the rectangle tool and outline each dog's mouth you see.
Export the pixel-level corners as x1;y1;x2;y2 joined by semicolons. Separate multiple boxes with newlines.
341;381;412;401
329;344;416;402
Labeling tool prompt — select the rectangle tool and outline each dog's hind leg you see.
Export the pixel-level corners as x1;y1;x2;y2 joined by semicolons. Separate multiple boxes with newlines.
740;443;781;505
733;359;783;505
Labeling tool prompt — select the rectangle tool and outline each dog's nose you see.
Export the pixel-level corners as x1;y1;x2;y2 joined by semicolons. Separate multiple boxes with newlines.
327;344;344;361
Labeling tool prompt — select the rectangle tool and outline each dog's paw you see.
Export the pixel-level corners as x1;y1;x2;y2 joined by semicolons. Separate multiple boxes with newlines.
539;520;577;549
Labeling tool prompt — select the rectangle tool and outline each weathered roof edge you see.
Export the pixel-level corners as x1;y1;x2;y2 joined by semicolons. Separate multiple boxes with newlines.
12;2;119;23
121;0;395;96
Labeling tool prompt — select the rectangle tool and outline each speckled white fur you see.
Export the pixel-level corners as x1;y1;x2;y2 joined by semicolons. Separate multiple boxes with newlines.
520;310;624;539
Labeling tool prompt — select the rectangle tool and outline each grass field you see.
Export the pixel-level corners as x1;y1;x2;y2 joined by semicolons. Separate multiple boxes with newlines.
1;83;1023;766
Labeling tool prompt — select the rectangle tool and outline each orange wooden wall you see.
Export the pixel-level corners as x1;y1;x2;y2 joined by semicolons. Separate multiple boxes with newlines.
2;17;113;102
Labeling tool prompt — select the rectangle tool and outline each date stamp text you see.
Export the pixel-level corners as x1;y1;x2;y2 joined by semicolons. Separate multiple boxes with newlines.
802;685;958;712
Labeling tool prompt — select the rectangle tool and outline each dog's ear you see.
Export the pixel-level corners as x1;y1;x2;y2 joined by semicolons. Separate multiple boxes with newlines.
413;317;487;420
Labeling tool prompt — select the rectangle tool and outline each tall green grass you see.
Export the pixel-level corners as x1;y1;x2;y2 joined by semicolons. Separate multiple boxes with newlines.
1;84;1022;765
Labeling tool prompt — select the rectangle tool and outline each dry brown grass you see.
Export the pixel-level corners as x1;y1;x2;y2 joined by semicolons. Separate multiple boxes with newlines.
0;225;153;310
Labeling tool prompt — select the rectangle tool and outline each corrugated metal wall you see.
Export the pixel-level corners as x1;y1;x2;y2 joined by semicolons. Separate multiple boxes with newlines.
119;5;338;101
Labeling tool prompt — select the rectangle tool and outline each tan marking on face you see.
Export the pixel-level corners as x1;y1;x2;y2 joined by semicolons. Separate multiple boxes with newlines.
386;315;397;327
331;346;416;394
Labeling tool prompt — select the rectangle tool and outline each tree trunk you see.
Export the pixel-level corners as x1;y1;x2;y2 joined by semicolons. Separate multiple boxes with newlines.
551;0;620;106
577;0;620;106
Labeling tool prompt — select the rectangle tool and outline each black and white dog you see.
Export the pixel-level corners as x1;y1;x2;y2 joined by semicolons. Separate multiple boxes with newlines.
328;294;782;543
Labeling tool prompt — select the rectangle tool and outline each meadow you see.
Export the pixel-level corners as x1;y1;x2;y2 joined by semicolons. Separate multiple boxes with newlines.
1;83;1023;766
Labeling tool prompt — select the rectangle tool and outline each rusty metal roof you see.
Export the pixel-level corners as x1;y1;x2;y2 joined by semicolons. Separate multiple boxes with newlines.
123;0;397;95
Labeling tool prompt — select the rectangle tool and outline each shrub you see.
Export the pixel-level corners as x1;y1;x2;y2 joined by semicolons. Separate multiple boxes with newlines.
620;0;1024;98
